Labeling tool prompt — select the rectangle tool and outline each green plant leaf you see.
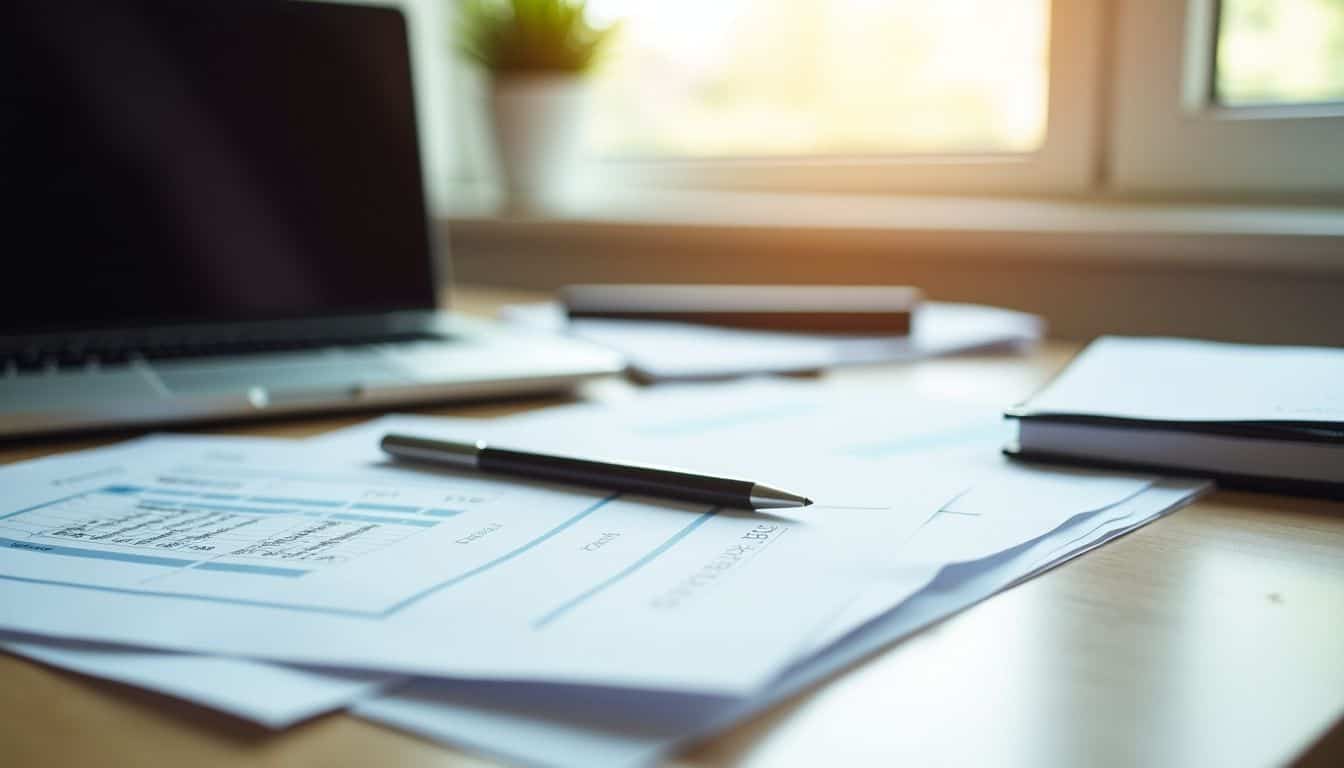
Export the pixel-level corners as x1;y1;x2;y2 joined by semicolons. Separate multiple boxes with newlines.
454;0;616;73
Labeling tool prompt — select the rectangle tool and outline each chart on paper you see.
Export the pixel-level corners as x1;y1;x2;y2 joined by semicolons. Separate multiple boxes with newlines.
0;438;821;629
0;484;445;576
0;435;945;693
0;443;589;614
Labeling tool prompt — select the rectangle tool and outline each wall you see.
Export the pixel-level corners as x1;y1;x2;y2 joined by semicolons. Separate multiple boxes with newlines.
442;217;1344;345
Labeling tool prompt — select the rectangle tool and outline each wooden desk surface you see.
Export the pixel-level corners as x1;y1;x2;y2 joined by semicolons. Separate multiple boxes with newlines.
3;288;1343;768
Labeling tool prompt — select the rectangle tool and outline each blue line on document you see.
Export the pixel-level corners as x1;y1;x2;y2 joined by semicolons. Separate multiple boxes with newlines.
532;507;719;629
170;464;455;490
350;503;422;514
248;496;344;508
0;491;622;620
0;537;197;568
0;573;377;618
0;491;97;523
332;512;437;528
378;493;621;617
196;562;309;578
139;501;302;516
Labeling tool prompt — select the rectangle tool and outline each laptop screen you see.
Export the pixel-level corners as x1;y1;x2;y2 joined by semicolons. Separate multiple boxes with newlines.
2;0;437;335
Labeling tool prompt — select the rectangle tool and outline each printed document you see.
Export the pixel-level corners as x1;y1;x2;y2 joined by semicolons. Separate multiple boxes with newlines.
0;381;1207;753
1;632;398;728
0;435;962;694
349;479;1207;768
318;381;1165;658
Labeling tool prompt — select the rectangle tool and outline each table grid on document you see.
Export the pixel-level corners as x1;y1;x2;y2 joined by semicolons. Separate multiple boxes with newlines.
0;485;457;578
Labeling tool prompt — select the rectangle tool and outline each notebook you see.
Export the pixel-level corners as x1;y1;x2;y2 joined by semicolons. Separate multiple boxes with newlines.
1005;336;1344;498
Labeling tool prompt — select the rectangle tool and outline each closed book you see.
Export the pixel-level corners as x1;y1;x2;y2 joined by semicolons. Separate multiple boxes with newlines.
560;284;921;334
1005;337;1344;499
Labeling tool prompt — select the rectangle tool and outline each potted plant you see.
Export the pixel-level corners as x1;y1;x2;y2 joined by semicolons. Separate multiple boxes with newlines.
457;0;615;212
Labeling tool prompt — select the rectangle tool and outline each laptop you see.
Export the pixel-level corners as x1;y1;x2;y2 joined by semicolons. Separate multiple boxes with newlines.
1;0;624;439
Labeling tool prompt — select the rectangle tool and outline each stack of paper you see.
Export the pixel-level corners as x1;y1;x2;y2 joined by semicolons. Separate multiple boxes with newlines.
0;380;1206;765
500;302;1045;380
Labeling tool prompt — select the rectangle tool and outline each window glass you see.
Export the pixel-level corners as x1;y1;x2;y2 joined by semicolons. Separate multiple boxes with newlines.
1216;0;1344;106
584;0;1049;157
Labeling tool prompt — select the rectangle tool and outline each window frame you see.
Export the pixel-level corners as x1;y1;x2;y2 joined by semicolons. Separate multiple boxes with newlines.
589;0;1107;196
435;0;1107;201
1108;0;1344;197
433;0;1344;205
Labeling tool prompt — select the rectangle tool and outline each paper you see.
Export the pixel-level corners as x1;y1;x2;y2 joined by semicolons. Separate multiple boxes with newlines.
500;301;1044;380
1014;335;1344;424
0;432;959;695
353;479;1207;768
3;633;398;728
387;379;1158;542
309;381;1162;651
1;380;1205;762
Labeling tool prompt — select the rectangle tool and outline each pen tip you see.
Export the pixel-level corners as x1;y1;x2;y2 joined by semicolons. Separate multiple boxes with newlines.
749;484;812;510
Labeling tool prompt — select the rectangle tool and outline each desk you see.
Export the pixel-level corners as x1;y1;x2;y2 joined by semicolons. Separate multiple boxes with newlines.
3;287;1342;767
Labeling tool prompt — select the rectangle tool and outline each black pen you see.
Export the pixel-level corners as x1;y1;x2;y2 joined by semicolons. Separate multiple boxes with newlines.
379;433;813;511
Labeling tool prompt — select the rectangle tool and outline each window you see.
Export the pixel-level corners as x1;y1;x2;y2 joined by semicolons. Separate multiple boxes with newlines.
578;0;1105;194
1110;0;1344;196
430;0;1344;202
433;0;1105;196
584;0;1051;157
1215;0;1344;106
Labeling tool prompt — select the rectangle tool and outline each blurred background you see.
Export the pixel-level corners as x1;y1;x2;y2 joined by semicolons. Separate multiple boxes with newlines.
391;0;1344;344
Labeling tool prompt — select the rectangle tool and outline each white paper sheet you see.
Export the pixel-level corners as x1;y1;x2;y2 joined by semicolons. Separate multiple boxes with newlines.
308;381;1165;647
352;480;1207;768
0;432;959;695
0;381;1202;751
1014;335;1344;423
325;380;1158;563
3;634;398;728
500;301;1044;380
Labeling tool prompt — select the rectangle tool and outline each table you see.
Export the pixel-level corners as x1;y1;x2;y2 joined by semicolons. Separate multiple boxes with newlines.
3;287;1342;767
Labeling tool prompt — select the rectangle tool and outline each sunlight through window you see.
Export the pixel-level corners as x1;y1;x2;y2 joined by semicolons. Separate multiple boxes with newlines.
1216;0;1344;106
583;0;1049;158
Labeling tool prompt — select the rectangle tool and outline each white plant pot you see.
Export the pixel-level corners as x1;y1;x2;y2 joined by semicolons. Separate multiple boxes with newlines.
489;74;589;213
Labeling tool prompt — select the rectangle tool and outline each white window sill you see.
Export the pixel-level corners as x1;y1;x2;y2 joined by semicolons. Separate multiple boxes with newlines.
440;189;1344;273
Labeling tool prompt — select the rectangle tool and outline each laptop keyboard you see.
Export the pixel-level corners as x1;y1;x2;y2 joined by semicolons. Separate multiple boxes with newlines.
1;331;449;375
